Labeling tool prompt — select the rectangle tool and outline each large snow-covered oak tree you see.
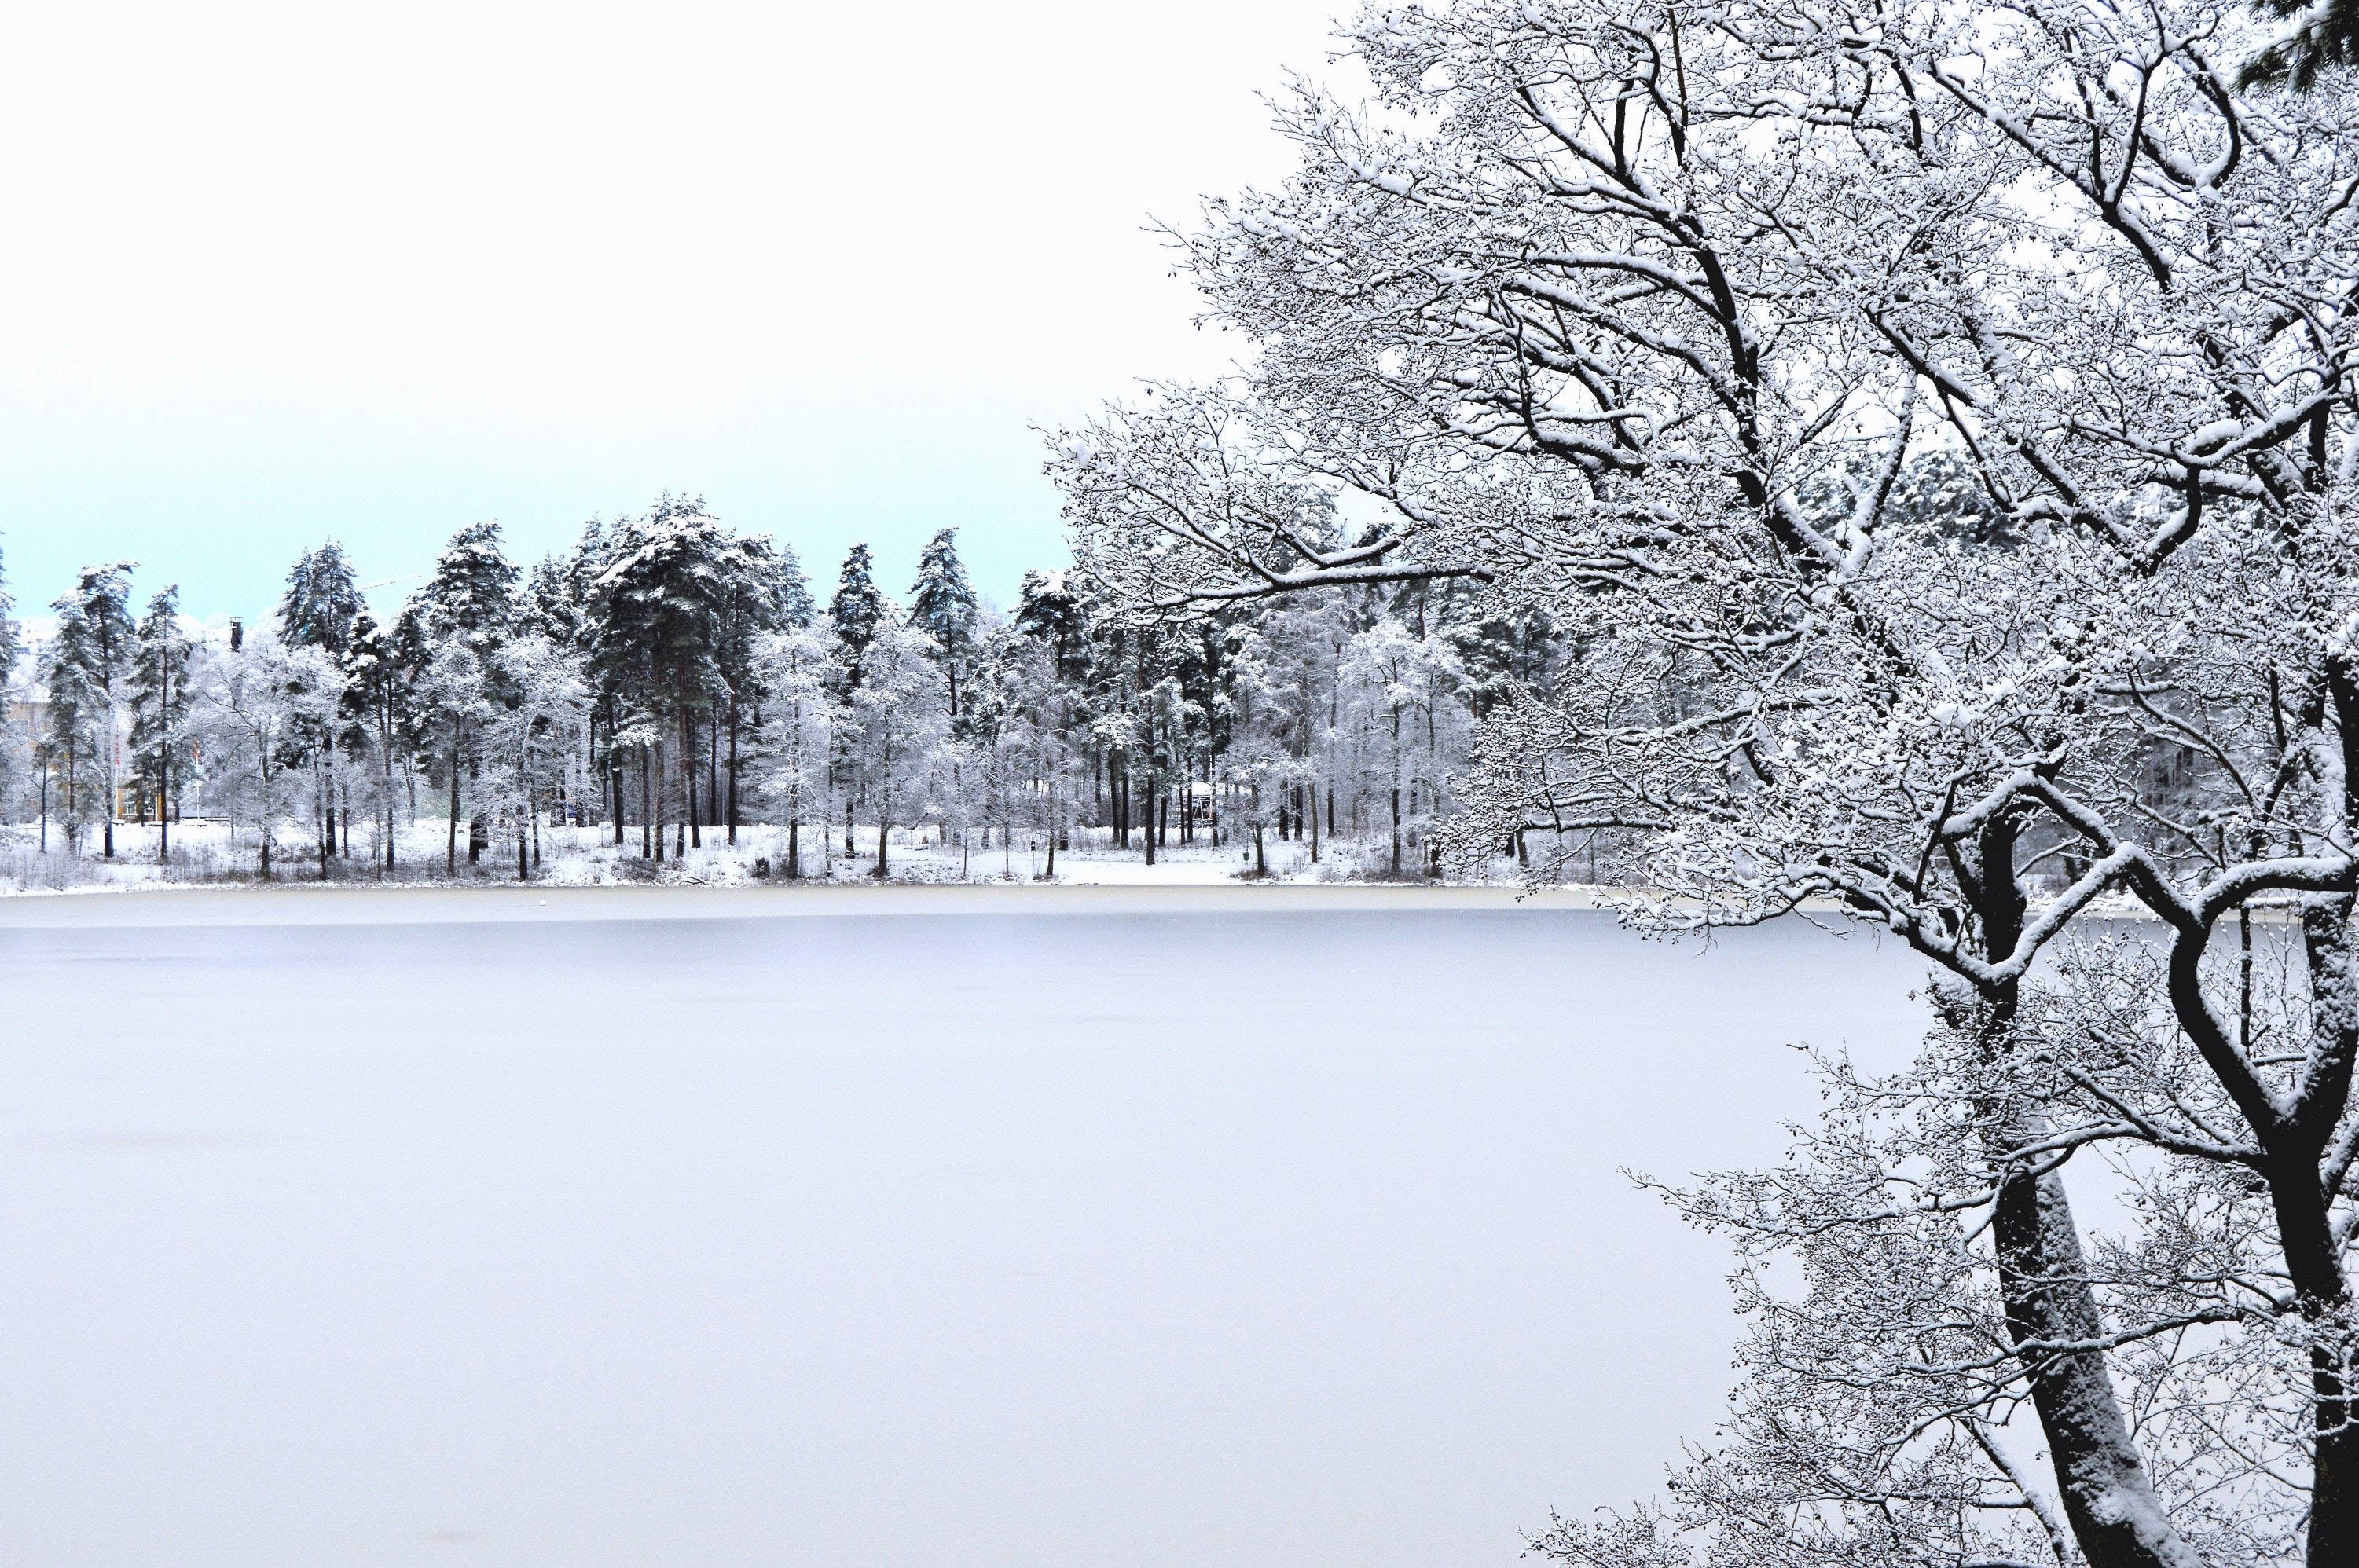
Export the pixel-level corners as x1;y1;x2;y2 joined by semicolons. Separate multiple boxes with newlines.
1054;1;2359;1563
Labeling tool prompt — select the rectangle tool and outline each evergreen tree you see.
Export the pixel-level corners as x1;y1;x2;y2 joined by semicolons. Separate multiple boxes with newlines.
826;544;884;695
279;541;365;866
589;494;733;855
38;603;98;849
2242;0;2359;86
339;610;414;870
125;586;193;855
411;522;517;866
520;551;589;650
416;521;519;658
772;542;816;632
824;543;886;855
711;533;805;842
1014;569;1088;684
278;541;365;655
47;562;138;856
908;528;979;726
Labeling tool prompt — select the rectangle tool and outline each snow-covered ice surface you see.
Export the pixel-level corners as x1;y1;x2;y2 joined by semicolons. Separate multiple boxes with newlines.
0;888;1928;1567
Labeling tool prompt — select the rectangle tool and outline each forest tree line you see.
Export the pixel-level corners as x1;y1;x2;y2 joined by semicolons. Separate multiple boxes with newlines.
0;499;1566;880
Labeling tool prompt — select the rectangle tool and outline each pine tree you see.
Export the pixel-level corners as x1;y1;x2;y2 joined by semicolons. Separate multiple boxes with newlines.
772;543;816;632
46;562;138;856
339;610;413;870
909;528;979;727
39;604;99;851
2241;0;2359;86
416;521;519;658
521;552;589;650
1014;570;1088;683
825;544;886;855
126;586;193;856
412;522;517;867
279;541;365;866
827;544;884;695
711;534;805;843
589;495;734;855
278;541;364;656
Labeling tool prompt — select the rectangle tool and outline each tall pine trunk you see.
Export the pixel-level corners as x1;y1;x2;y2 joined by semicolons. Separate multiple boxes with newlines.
446;725;462;874
726;695;740;846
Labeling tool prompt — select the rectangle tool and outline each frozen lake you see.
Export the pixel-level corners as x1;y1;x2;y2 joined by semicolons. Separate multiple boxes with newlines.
0;887;1927;1567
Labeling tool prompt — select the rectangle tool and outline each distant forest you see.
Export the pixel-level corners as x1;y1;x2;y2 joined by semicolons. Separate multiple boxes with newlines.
0;500;1556;881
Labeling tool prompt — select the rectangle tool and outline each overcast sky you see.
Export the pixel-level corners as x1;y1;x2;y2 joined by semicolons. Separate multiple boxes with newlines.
0;0;1350;622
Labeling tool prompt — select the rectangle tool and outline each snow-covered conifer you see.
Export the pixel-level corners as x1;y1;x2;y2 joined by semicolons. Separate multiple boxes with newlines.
125;585;193;856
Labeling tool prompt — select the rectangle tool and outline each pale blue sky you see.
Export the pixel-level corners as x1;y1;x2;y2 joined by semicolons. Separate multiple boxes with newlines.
0;0;1347;619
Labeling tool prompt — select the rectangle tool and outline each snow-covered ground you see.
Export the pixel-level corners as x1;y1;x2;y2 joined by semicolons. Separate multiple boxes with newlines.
0;817;1440;894
0;894;1927;1567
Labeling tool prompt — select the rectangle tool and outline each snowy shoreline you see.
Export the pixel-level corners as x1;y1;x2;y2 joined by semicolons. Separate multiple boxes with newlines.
0;878;1620;928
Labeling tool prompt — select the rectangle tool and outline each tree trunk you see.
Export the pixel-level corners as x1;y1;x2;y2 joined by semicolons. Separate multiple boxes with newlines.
157;728;171;862
446;731;461;874
2273;900;2359;1568
1389;782;1402;877
1965;817;2202;1568
1143;774;1156;866
681;708;701;851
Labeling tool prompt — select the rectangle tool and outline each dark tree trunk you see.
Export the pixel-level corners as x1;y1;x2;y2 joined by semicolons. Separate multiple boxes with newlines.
157;731;171;861
1389;783;1402;877
1967;816;2201;1568
681;709;701;851
446;731;461;875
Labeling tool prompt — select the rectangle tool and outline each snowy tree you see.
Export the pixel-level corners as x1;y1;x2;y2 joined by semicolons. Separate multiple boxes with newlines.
415;640;491;874
910;527;981;728
826;544;888;854
125;585;193;856
713;533;808;844
1341;618;1463;878
843;612;942;878
485;633;588;879
279;541;368;868
278;542;364;655
416;522;519;658
1053;0;2359;1559
339;610;416;870
40;562;137;856
408;522;519;868
590;494;796;856
194;632;337;880
758;625;836;878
